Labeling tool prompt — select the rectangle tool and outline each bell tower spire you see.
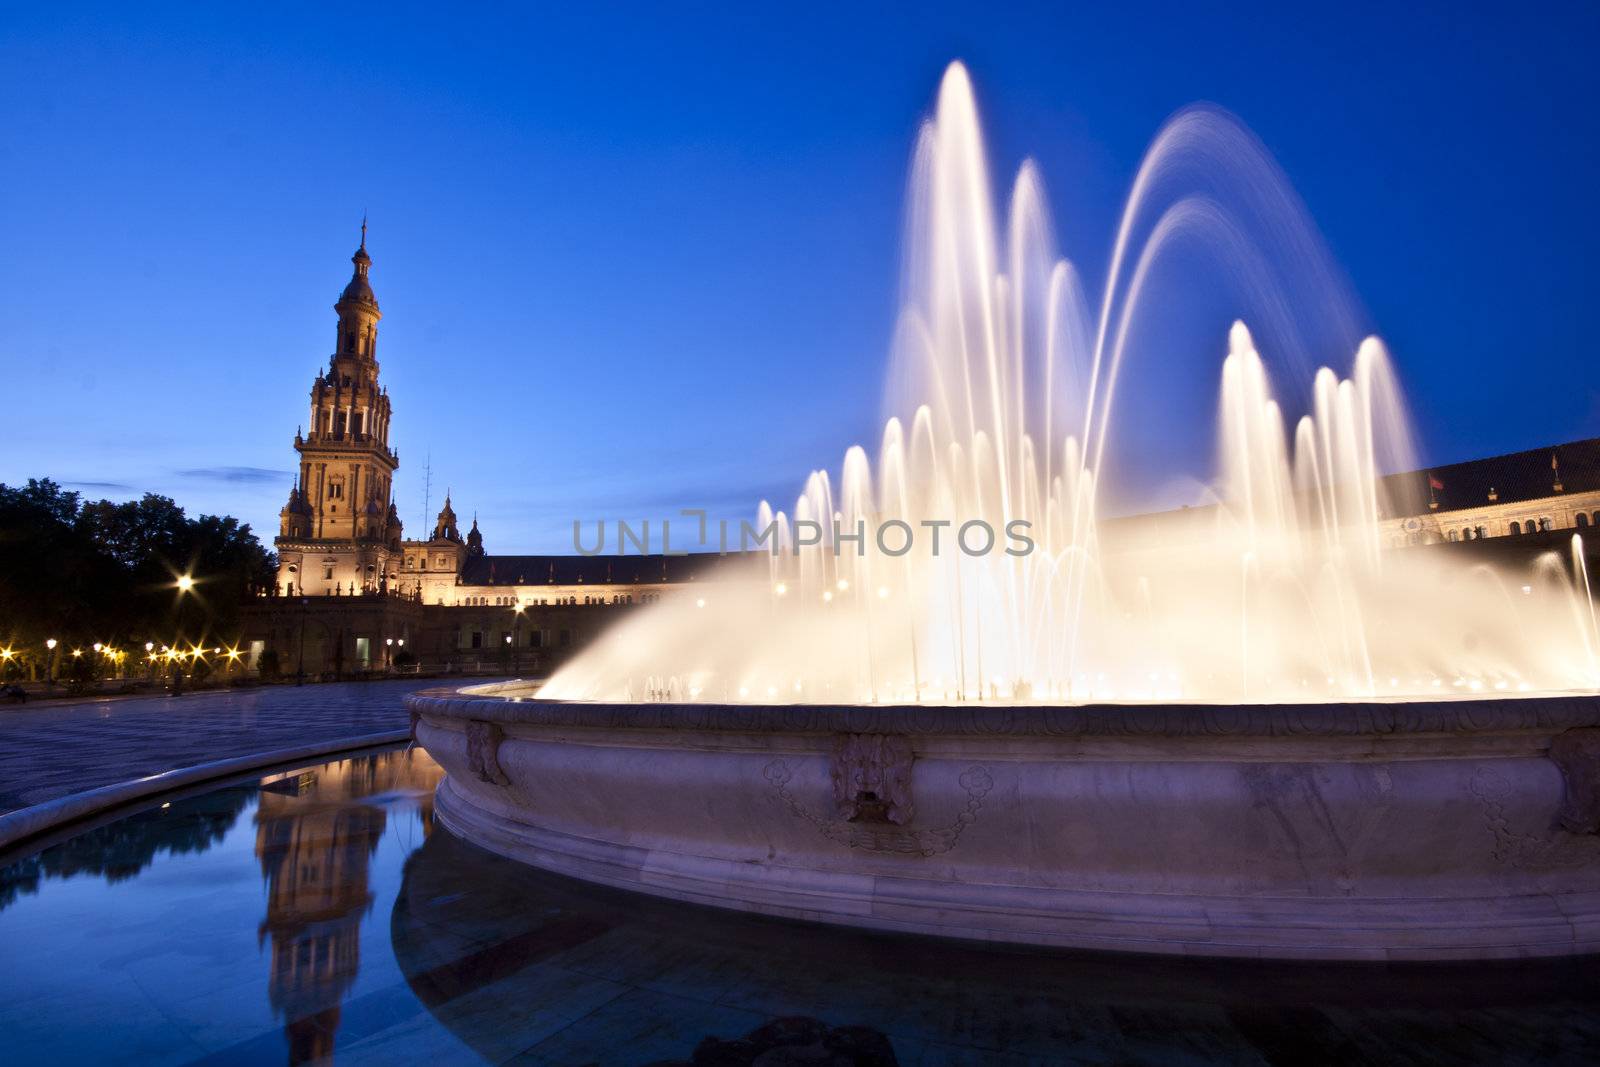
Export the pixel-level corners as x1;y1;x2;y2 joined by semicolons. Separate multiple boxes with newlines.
272;224;402;598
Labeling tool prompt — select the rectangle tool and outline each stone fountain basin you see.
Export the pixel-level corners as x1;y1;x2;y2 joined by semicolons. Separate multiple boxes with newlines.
405;685;1600;961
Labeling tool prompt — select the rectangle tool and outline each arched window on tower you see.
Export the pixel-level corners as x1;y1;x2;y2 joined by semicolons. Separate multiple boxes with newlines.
1509;521;1522;535
1578;513;1590;529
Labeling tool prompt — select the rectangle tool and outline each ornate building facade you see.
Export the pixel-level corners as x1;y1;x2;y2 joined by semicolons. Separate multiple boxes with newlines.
241;230;723;677
243;226;1600;678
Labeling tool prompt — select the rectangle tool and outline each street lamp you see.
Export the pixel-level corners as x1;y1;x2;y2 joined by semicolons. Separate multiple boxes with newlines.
296;597;310;686
512;603;525;675
176;574;194;593
45;638;57;691
385;636;394;673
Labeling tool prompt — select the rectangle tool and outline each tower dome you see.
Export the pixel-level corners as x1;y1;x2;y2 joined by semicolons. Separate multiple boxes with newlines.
337;218;379;311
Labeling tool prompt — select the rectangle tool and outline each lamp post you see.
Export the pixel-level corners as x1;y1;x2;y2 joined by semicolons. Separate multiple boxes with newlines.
512;603;525;676
145;642;155;684
296;597;310;685
45;638;57;692
385;636;394;674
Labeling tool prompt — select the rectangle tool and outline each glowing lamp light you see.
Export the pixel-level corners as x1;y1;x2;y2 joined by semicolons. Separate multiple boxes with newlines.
71;649;82;658
774;582;787;596
93;643;102;653
695;598;706;608
836;579;850;591
877;586;890;599
822;590;834;603
176;574;195;592
46;638;57;650
145;642;154;652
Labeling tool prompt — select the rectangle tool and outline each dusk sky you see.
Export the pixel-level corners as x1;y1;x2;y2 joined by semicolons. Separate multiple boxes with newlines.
3;3;1597;552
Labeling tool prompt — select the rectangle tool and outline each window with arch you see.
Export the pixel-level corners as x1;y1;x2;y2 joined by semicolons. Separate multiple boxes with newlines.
1579;514;1590;529
1447;529;1459;542
1540;517;1554;532
1509;521;1522;535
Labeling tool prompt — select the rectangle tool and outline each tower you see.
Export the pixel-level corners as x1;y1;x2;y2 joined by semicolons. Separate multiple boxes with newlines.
275;223;403;596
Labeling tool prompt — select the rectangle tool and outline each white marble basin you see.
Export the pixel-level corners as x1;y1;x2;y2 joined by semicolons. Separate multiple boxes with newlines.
405;686;1600;960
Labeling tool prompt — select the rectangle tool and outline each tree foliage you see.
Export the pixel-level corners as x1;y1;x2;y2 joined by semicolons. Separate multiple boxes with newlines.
0;479;274;663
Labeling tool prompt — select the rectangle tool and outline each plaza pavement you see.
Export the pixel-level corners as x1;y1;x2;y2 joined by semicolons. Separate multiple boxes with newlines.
0;679;466;814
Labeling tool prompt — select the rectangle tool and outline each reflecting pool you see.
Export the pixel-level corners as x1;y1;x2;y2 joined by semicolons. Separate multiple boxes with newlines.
3;745;1600;1065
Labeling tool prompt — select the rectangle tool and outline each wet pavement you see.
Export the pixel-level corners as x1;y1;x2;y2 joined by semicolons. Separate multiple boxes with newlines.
0;680;443;814
2;745;1600;1065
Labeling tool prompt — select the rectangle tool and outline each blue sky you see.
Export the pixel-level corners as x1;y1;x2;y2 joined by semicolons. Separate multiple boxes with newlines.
2;2;1597;551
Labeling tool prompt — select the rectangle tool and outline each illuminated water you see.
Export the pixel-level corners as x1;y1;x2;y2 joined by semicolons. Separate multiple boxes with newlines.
3;746;1600;1064
544;63;1599;705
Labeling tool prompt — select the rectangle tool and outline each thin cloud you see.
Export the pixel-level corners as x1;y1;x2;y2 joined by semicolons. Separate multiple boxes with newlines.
65;480;137;492
175;466;291;485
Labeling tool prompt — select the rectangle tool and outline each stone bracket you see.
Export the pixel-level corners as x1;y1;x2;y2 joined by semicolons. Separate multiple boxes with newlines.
1550;727;1600;834
831;732;915;825
465;720;510;786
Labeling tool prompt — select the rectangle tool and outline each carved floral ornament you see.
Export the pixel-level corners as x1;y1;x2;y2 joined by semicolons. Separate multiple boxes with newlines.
1551;727;1600;834
766;732;992;857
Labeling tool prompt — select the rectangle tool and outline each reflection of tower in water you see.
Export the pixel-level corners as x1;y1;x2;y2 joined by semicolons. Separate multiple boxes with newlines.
254;751;443;1064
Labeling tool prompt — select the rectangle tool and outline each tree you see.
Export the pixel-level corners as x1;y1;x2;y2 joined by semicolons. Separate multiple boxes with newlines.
0;480;274;660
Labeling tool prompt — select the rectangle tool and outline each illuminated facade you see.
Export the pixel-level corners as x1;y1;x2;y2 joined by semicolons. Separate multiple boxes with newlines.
244;227;1599;678
244;231;719;676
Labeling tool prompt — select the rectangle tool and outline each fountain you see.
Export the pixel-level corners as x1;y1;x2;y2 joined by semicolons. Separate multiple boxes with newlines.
408;63;1600;959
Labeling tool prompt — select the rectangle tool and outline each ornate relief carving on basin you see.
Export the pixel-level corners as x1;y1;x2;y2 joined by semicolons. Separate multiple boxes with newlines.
409;685;1600;961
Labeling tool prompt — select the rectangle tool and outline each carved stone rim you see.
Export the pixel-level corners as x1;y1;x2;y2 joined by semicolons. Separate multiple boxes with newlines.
404;687;1600;740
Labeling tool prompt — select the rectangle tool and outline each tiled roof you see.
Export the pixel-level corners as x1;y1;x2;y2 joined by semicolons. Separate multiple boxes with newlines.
460;551;760;586
1383;437;1600;515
